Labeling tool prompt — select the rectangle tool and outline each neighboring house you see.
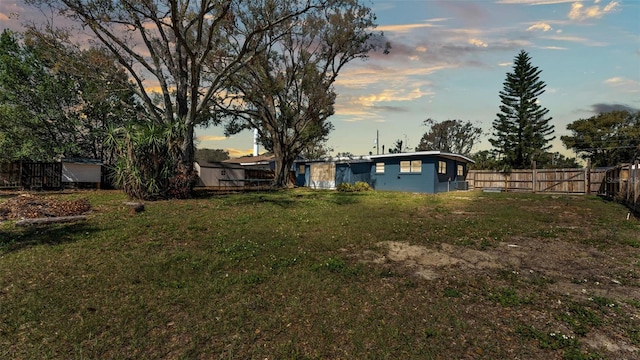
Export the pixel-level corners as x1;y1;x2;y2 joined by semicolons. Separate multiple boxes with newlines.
223;154;277;185
61;158;102;188
194;161;245;187
195;154;278;188
295;151;474;193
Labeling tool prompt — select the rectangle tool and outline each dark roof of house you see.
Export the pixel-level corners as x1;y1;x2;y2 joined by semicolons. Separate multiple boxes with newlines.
196;161;244;169
296;151;474;164
295;156;371;164
370;151;475;164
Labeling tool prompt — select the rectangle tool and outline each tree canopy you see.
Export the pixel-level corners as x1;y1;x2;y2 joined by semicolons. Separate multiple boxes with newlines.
217;0;386;187
561;110;640;167
415;119;482;156
25;0;382;195
0;29;138;164
490;50;554;169
387;139;406;154
195;148;230;163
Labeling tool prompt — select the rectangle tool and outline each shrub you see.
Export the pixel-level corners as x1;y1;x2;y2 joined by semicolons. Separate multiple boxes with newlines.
336;181;371;192
354;181;372;191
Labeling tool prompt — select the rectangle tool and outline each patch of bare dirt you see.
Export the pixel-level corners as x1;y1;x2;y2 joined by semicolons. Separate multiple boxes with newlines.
364;239;640;353
368;239;640;301
364;241;518;280
0;194;91;221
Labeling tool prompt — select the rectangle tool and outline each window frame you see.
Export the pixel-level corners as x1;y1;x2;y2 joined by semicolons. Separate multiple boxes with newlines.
375;162;385;174
457;164;464;177
400;160;422;174
438;161;447;175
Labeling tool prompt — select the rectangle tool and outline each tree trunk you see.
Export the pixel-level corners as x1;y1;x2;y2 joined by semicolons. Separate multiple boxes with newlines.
272;140;293;188
181;123;195;173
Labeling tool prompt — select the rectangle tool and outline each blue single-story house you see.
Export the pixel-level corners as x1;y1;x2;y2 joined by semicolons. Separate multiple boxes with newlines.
294;151;474;193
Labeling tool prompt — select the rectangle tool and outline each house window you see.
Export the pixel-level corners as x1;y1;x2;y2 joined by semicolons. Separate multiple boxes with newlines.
438;161;447;174
375;162;385;174
221;170;226;176
299;165;305;174
400;160;421;173
457;164;464;176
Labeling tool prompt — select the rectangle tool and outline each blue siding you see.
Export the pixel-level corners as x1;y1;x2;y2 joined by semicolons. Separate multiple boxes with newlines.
434;159;451;193
335;162;371;185
434;159;469;192
294;164;305;187
296;153;471;193
371;157;436;193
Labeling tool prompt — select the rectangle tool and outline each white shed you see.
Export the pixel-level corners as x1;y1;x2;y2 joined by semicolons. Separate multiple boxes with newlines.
195;161;245;187
62;159;102;186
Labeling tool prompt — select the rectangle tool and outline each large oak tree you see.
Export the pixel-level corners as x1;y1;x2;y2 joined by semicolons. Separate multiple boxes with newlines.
561;110;640;167
415;118;482;156
217;0;386;187
26;0;329;197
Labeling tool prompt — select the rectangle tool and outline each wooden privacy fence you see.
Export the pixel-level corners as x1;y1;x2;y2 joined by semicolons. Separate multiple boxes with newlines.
600;161;640;214
468;167;608;194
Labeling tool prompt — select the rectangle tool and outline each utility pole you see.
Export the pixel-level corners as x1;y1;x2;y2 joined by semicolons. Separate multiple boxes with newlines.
374;130;380;155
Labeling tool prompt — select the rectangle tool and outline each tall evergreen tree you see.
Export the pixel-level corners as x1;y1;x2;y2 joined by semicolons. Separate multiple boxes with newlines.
490;50;554;168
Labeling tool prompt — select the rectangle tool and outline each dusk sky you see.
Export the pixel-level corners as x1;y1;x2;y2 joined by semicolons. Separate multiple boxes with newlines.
1;0;639;158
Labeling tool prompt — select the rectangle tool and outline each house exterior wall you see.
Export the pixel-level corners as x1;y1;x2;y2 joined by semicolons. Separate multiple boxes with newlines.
295;161;371;188
335;162;372;186
371;157;436;193
455;160;469;190
434;159;454;193
294;163;308;187
309;163;336;189
296;152;472;193
371;155;470;193
62;162;101;183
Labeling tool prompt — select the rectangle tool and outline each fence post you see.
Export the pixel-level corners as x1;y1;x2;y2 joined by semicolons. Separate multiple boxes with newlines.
585;158;591;195
631;160;640;211
470;170;474;190
504;172;508;192
19;161;24;189
532;161;537;194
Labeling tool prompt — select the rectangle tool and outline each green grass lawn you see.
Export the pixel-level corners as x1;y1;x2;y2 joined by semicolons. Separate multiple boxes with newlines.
1;189;639;359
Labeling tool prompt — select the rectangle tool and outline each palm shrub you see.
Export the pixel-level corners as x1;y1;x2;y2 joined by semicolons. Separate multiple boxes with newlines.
353;181;372;191
336;181;372;192
105;121;196;200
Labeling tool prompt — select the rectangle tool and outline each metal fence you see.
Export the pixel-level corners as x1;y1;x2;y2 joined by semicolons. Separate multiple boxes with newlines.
0;162;62;190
